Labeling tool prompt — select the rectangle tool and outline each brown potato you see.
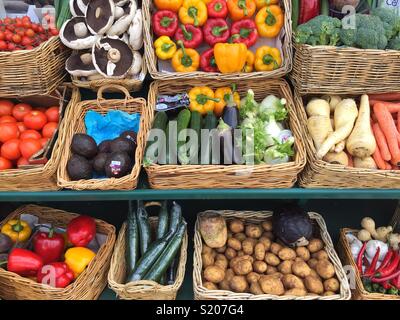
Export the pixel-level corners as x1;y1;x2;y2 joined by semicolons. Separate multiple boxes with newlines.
230;276;248;293
323;291;336;296
259;275;285;295
242;238;255;255
204;266;225;283
278;260;293;275
307;239;324;253
312;250;329;260
215;253;227;261
229;219;245;233
245;224;262;239
278;248;296;261
292;261;311;278
225;248;237;260
266;265;278;275
232;258;253;275
234;232;247;242
316;260;335;280
215;257;228;270
219;269;234;291
202;245;213;255
262;231;275;241
203;282;218;290
247;272;261;283
309;269;320;279
258;237;271;251
216;245;226;253
282;274;305;290
250;282;264;295
265;253;280;266
202;253;215;268
253;260;268;273
304;276;324;294
261;220;273;232
308;258;319;269
237;250;245;257
254;243;266;261
219;280;230;291
227;238;242;251
296;247;311;261
270;243;283;255
324;278;340;292
294;257;304;262
230;255;253;269
285;288;307;296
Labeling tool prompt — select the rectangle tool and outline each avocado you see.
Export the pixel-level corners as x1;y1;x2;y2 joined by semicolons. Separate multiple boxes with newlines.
71;133;98;159
110;137;136;157
93;152;108;174
98;140;112;153
104;151;133;178
120;130;137;144
67;154;93;180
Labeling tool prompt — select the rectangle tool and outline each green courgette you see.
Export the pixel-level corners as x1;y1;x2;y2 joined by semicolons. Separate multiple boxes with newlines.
144;112;168;165
143;222;186;282
177;109;191;165
126;203;139;277
137;201;151;256
166;255;178;285
169;201;182;234
156;201;169;239
292;0;300;31
320;0;329;16
190;110;201;146
203;111;217;130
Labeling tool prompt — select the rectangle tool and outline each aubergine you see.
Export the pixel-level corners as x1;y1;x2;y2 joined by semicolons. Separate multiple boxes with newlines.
0;233;12;254
222;105;239;129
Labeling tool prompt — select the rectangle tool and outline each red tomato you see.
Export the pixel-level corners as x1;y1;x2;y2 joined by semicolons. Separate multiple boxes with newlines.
1;139;21;160
12;34;21;44
23;111;47;130
20;130;41;140
42;122;58;138
21;36;32;46
0;100;14;116
40;138;49;147
45;106;59;123
20;138;42;159
0;32;5;40
0;40;6;50
50;28;59;36
17;157;29;167
16;122;26;133
22;16;31;23
5;33;13;42
7;43;15;51
0;157;13;170
12;103;32;121
25;29;35;38
0;116;17;124
0;123;19;143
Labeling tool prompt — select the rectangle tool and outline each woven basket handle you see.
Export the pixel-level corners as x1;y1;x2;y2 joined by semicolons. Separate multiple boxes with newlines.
144;201;162;208
96;85;132;109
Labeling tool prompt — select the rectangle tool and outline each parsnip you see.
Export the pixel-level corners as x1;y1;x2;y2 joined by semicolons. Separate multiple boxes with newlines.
316;99;358;159
307;116;333;150
346;95;376;158
322;95;342;113
323;152;349;166
353;156;377;169
334;140;346;153
306;99;330;117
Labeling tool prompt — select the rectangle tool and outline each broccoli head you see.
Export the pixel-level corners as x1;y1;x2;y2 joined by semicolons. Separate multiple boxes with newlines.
388;37;400;50
294;24;313;45
294;15;341;46
371;7;400;41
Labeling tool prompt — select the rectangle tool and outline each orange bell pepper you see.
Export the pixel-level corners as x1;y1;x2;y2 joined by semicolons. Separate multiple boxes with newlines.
227;0;256;21
255;0;278;10
154;0;183;12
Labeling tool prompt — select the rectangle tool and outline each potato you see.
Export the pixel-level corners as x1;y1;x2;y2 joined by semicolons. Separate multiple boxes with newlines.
229;219;244;233
304;276;324;294
324;278;340;292
247;272;261;283
323;291;336;296
278;260;293;275
234;232;247;242
258;237;271;251
230;276;248;293
237;250;245;257
261;220;273;232
308;258;319;269
309;269;320;279
242;239;255;255
216;245;226;253
230;255;253;269
245;224;262;239
203;282;218;290
225;248;237;260
215;255;228;270
285;288;307;296
270;243;283;255
282;274;305;290
202;253;215;268
259;275;285;295
262;231;275;241
253;261;268;274
266;266;278;275
232;258;253;275
278;248;296;261
202;245;213;255
265;253;280;266
294;257;304;262
219;280;230;291
292;261;311;278
307;239;324;253
250;282;264;295
227;238;242;251
219;269;234;291
312;250;329;260
254;243;266;261
200;213;228;248
296;247;311;261
316;260;335;280
204;266;225;283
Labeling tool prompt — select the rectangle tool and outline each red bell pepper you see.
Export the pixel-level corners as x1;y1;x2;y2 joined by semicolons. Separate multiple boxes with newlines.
152;10;179;37
37;262;74;288
364;247;380;277
174;24;203;48
298;0;320;25
203;18;230;47
230;19;258;48
200;48;219;72
7;248;43;277
66;215;96;247
207;0;228;19
33;228;65;264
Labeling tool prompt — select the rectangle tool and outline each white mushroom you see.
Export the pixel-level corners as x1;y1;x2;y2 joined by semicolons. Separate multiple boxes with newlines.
129;51;142;76
128;9;143;50
60;17;99;50
107;0;137;36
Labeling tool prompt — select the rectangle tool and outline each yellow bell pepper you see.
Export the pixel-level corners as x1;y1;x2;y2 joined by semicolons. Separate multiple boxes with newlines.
255;5;284;38
214;87;241;117
154;36;177;60
255;0;278;10
179;0;208;26
201;0;212;3
244;50;255;72
1;219;32;243
154;0;183;12
64;247;96;279
172;41;200;72
189;87;220;115
214;43;247;73
254;45;282;71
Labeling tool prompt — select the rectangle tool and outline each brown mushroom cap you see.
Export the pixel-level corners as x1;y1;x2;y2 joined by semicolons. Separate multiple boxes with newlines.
66;50;98;77
86;0;115;35
59;17;99;50
70;0;85;16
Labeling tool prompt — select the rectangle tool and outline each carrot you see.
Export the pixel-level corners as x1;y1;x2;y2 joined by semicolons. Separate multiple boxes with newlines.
370;101;400;113
369;93;400;101
374;103;400;165
372;123;391;161
372;144;387;170
397;111;400;134
386;162;393;170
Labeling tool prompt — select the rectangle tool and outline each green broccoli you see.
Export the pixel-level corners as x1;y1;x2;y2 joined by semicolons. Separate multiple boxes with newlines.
294;24;313;45
371;7;400;41
388;37;400;50
294;15;341;46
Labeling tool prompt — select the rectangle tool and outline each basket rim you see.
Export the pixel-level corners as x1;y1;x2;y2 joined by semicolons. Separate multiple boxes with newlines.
0;36;60;57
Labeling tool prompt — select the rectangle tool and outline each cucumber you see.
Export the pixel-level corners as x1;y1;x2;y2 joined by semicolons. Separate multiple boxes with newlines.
136;201;151;256
156;201;169;239
144;112;168;165
190;111;202;163
177;109;191;164
169;201;182;234
143;222;186;282
165;121;171;164
320;0;329;16
166;255;178;285
292;0;300;31
203;111;217;130
126;203;139;277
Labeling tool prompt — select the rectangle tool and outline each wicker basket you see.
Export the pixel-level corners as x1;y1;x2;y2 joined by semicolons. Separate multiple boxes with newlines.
337;204;400;300
290;43;400;95
193;210;351;300
143;0;292;80
0;86;80;191
0;37;69;97
144;79;306;189
294;90;400;188
108;215;188;300
57;85;150;190
0;204;116;300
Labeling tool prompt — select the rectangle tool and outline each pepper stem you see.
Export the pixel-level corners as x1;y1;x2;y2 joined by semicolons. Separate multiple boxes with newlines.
210;56;216;67
265;8;277;26
0;260;7;266
214;2;222;12
212;25;228;37
263;54;279;69
238;0;248;16
196;94;220;105
48;228;54;238
239;27;251;39
188;7;199;26
161;43;174;52
12;220;23;233
160;16;173;28
178;40;193;68
181;25;193;41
